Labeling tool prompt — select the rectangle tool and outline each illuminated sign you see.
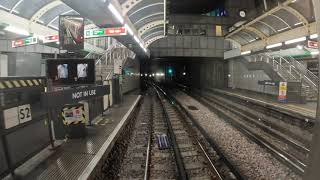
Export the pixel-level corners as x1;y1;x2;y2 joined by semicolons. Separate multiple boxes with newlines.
43;35;59;43
308;40;319;49
12;37;38;48
85;27;127;38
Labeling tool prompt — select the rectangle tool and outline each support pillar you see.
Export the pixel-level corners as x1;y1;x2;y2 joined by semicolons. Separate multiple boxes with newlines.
304;0;320;179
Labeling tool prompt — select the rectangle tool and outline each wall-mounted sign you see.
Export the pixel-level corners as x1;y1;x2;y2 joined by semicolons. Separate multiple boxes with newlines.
308;40;319;49
42;85;109;108
62;104;85;125
85;27;127;38
12;37;38;48
3;104;32;129
278;82;288;103
258;80;279;86
43;35;59;43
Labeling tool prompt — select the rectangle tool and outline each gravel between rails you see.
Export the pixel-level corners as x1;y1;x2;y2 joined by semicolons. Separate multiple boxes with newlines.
173;91;301;180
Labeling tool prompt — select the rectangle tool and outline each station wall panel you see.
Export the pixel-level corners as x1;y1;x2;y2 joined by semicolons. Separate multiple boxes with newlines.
6;119;50;165
228;59;278;95
0;139;8;176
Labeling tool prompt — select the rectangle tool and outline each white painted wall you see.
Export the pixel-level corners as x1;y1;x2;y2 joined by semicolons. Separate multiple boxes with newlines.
0;54;8;77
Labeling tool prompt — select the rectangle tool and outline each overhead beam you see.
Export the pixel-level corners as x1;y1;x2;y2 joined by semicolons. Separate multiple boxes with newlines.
143;30;163;41
257;20;277;33
128;2;164;17
138;20;164;36
121;0;143;15
269;14;292;30
30;0;63;23
10;0;23;13
145;35;165;47
282;5;309;30
246;26;268;42
226;0;303;38
134;12;163;25
242;22;316;52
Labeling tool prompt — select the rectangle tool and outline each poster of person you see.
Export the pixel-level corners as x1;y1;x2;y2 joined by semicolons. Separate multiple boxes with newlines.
57;64;68;79
77;63;88;78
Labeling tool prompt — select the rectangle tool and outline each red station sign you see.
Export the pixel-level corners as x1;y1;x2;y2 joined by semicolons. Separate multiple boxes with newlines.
12;37;38;48
308;40;319;49
43;35;59;43
85;27;127;38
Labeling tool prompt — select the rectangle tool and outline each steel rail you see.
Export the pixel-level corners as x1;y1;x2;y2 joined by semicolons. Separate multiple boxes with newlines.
191;90;306;175
154;87;188;180
153;83;244;180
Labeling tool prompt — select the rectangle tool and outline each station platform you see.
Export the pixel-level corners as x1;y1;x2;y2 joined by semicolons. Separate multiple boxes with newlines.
5;94;141;180
207;88;316;119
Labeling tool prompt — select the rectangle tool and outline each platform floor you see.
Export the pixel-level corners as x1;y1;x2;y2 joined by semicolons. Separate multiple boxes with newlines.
8;94;141;180
209;88;316;118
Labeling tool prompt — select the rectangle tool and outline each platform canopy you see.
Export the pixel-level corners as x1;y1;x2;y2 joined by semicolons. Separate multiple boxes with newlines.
226;0;315;47
0;0;167;57
119;0;166;47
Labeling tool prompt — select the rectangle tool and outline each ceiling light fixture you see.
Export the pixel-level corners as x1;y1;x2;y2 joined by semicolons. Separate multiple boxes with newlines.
310;34;318;39
266;43;282;49
297;45;303;50
4;25;29;36
284;37;306;45
125;24;133;35
108;4;124;24
241;51;251;55
134;35;140;43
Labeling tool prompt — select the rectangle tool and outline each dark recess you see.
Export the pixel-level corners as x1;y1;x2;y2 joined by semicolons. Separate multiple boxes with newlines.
169;0;225;14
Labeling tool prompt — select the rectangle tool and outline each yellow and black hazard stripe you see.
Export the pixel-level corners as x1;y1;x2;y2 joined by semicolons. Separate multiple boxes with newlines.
0;78;43;90
61;105;86;125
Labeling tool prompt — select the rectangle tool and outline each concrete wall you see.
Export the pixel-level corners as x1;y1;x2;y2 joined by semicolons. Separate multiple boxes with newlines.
150;36;226;58
149;15;232;58
228;59;278;95
180;58;227;89
7;52;42;76
122;58;140;94
0;54;8;77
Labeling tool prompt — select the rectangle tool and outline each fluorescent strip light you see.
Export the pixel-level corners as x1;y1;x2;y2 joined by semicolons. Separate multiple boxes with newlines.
108;4;124;24
294;22;303;26
310;34;318;39
134;35;140;43
125;24;133;35
241;51;251;55
284;37;306;45
277;27;289;32
311;51;319;55
139;42;144;48
4;26;29;36
266;43;282;49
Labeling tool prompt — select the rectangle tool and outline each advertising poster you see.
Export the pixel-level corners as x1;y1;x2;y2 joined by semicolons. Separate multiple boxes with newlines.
59;15;84;51
278;82;288;103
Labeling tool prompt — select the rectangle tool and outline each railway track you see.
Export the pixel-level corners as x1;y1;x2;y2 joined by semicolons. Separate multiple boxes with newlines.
177;87;309;176
118;87;240;179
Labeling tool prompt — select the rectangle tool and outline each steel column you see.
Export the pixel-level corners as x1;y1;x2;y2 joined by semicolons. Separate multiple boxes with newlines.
305;0;320;180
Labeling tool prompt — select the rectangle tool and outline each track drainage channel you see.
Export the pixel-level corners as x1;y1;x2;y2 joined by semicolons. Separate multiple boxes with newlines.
187;106;198;111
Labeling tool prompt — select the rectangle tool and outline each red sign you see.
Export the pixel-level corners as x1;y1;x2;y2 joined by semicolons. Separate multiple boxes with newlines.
12;37;38;48
43;35;59;43
105;27;126;35
308;40;319;49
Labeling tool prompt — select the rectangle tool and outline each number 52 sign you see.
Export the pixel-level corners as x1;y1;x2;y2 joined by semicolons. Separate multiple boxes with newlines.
18;104;32;123
3;104;32;129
